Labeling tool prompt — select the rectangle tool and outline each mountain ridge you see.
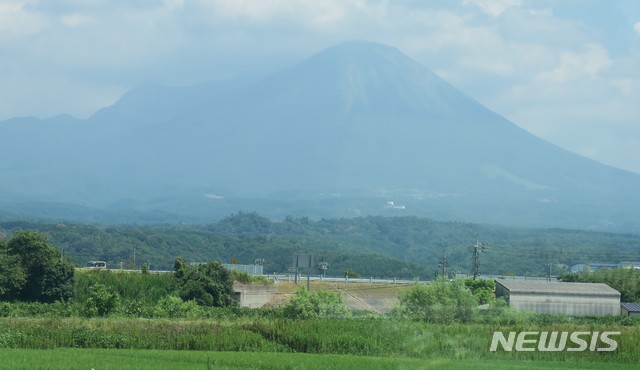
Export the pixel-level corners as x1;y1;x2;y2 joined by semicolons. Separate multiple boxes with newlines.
1;41;638;231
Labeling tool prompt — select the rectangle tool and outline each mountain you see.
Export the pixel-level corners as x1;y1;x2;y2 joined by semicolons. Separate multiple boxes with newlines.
1;41;639;231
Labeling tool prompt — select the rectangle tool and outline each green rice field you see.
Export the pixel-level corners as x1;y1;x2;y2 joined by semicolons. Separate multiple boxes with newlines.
1;348;639;370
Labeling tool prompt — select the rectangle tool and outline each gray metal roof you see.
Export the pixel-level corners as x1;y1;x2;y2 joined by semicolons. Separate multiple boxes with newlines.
495;279;620;297
621;302;640;312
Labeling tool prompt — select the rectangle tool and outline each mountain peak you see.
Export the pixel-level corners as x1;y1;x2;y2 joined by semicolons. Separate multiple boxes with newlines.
320;39;401;57
250;40;486;116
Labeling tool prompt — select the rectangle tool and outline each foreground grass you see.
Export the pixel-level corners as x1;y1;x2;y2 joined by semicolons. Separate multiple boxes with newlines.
1;317;638;363
1;348;639;370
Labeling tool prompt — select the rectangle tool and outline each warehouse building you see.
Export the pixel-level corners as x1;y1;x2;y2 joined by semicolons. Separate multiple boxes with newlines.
621;302;640;317
495;279;620;316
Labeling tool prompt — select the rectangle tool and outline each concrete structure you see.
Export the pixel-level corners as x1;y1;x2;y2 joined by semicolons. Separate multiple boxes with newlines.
233;283;276;308
621;302;640;317
495;279;620;316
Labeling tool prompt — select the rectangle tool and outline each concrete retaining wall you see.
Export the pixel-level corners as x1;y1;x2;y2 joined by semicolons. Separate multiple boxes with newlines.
233;283;276;308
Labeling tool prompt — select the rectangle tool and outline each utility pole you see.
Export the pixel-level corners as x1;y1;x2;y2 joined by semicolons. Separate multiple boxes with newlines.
133;249;136;270
546;263;552;282
288;266;297;283
438;255;448;279
468;237;488;280
254;258;266;275
318;261;329;279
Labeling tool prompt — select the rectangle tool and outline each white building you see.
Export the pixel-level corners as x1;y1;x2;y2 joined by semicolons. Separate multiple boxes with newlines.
495;279;620;316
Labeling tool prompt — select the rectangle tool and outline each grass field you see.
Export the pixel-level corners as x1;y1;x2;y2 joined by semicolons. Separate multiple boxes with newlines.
1;348;639;370
2;317;638;363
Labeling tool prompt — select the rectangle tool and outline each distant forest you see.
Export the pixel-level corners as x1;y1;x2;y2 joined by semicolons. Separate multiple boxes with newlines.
1;213;639;279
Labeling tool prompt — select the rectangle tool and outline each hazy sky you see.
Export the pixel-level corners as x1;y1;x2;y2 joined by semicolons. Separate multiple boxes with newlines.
2;0;639;173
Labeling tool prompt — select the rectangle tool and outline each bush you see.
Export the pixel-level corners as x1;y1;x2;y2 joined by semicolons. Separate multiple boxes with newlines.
83;283;120;317
0;302;17;317
464;278;495;305
284;288;350;319
120;299;148;317
152;295;202;318
476;297;534;324
394;279;477;323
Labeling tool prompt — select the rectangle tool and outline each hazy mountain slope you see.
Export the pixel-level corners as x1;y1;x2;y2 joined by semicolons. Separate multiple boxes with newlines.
1;41;639;231
120;40;638;197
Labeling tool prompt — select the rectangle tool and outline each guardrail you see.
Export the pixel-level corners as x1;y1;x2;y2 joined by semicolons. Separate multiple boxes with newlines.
76;268;553;283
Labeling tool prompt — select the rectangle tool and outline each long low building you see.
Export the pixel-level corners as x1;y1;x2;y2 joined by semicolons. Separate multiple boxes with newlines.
495;279;621;316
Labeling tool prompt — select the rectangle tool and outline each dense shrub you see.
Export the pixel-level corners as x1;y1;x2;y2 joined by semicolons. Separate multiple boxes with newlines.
284;288;350;319
464;278;495;305
83;283;120;317
153;295;201;318
394;279;477;323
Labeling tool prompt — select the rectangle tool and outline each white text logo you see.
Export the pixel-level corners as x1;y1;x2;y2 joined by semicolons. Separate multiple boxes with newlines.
490;331;620;352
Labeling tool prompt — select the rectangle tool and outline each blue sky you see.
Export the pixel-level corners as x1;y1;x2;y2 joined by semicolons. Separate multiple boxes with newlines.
1;0;639;173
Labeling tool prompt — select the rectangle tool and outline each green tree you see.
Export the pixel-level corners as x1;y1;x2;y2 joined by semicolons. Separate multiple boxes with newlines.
5;231;75;302
464;278;496;305
0;253;27;300
174;260;236;307
173;257;188;279
394;279;477;323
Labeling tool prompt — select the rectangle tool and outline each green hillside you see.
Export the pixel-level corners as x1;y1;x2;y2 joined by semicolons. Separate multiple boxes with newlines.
1;213;639;278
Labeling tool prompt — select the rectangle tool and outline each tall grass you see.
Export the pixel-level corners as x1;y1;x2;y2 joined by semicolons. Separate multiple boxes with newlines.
74;269;175;305
0;317;287;352
0;317;638;363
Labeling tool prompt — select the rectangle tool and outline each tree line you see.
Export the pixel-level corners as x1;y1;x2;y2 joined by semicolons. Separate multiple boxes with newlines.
1;212;639;279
